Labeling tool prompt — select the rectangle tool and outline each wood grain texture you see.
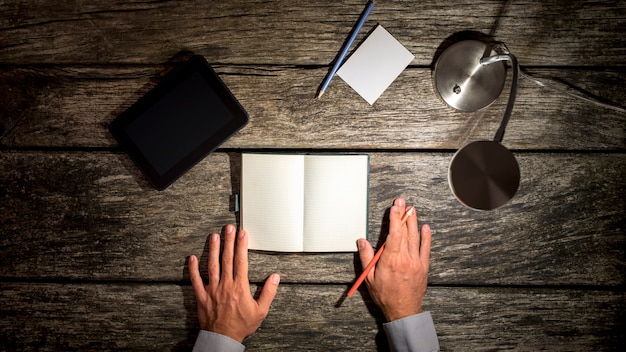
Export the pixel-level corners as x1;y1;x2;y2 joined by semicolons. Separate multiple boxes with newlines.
0;283;623;351
1;0;624;350
0;0;624;66
1;151;623;286
0;66;624;150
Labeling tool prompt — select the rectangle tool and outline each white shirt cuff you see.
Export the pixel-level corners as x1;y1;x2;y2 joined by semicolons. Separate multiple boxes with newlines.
192;330;245;352
383;312;440;352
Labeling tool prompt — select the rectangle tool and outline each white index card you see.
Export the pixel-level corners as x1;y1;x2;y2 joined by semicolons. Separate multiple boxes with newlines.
337;25;415;105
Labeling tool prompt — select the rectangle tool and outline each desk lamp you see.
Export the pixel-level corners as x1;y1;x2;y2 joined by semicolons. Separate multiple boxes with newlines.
434;40;520;210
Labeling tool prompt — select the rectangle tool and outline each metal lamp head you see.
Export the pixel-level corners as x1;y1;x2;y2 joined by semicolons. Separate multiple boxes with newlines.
434;40;506;112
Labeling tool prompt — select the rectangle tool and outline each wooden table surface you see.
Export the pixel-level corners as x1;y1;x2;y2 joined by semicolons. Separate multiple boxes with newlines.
1;0;624;350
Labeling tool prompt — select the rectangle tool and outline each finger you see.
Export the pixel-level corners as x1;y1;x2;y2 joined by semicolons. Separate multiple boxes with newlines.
188;255;207;300
357;238;375;274
256;274;280;314
386;199;407;253
234;228;249;281
405;207;420;256
419;224;433;271
221;224;237;280
208;232;221;288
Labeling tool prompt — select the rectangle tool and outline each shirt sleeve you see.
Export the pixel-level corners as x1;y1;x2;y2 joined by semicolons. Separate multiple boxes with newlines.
192;330;245;352
383;312;440;352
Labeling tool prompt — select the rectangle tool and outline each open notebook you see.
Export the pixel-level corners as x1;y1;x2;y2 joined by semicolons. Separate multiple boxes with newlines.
241;153;369;252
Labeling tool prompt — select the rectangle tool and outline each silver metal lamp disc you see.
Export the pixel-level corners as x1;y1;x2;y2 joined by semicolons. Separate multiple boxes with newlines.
448;140;520;210
434;40;506;112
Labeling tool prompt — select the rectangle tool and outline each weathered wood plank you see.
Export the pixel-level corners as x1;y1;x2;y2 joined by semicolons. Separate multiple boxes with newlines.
1;2;624;351
0;66;624;150
0;283;623;351
1;151;623;286
0;0;624;66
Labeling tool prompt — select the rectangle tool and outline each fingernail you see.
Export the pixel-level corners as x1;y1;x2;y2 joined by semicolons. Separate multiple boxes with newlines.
357;239;365;249
239;229;247;239
225;224;235;233
211;233;219;242
271;274;280;284
423;224;431;233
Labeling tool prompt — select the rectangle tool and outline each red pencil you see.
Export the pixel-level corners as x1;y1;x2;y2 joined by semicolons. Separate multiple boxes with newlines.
347;206;414;297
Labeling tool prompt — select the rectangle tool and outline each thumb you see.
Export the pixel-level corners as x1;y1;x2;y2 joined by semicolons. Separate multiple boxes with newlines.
188;255;207;301
357;238;374;270
256;273;280;312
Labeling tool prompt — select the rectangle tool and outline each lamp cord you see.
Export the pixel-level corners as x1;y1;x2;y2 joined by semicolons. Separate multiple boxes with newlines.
493;42;626;114
519;71;626;113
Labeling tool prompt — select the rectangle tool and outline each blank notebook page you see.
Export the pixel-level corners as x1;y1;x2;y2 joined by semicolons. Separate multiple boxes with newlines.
303;155;369;252
242;154;305;252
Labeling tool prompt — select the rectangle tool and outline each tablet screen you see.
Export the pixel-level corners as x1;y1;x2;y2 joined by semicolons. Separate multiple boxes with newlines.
124;71;231;175
110;55;248;190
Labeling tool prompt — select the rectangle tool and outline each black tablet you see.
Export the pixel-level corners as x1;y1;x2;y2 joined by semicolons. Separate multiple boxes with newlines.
110;55;249;190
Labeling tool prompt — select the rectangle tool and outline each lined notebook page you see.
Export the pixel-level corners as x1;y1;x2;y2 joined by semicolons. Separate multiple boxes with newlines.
303;155;369;251
242;154;305;252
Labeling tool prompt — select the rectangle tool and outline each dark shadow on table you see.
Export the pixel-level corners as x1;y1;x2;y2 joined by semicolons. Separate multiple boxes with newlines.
227;152;243;228
430;0;510;69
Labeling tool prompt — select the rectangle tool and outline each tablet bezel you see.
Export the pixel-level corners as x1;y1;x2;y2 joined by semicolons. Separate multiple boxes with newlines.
109;55;249;190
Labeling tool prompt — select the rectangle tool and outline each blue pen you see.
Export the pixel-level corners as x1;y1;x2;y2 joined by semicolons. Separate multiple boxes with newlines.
316;1;375;99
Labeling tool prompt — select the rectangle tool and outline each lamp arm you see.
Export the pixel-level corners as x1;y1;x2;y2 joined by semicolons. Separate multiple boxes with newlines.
480;54;519;143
